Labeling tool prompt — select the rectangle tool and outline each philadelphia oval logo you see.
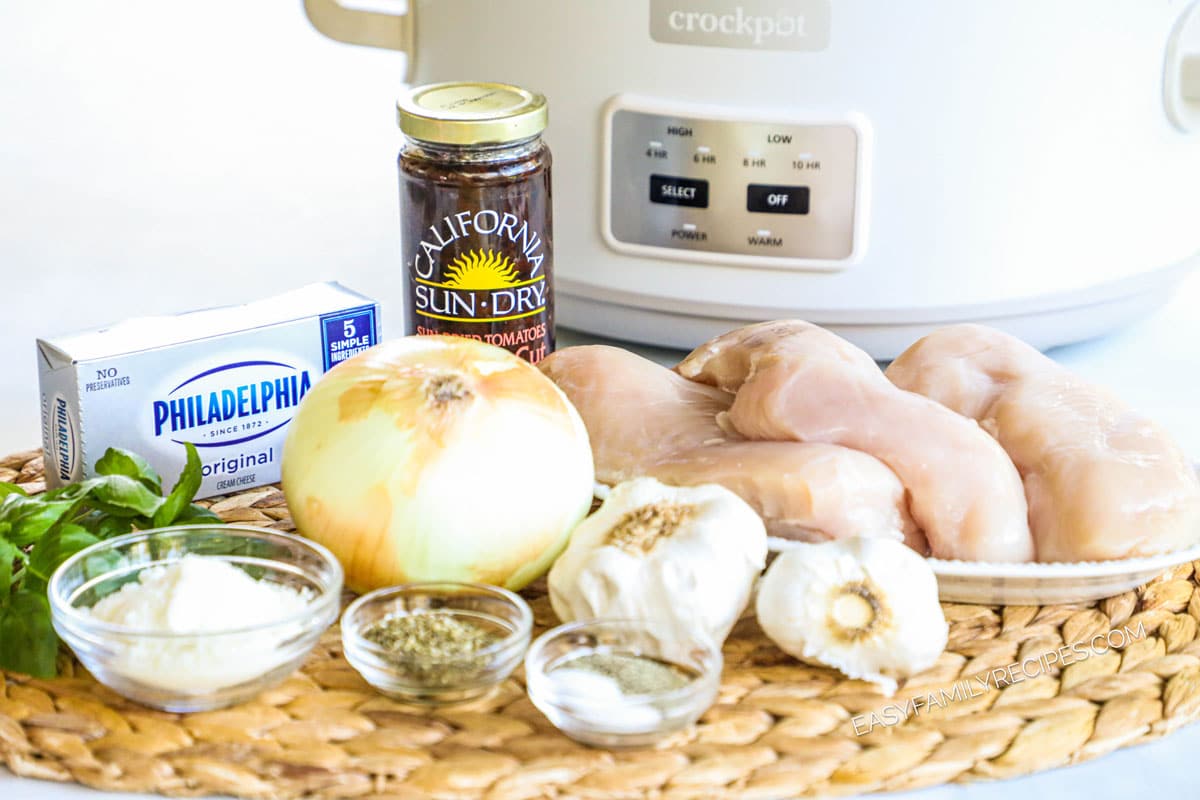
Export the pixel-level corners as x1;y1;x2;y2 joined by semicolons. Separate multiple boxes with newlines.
50;394;76;482
151;360;312;448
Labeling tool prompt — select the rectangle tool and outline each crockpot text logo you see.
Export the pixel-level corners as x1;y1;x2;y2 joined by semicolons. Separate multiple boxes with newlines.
667;7;805;45
650;0;831;51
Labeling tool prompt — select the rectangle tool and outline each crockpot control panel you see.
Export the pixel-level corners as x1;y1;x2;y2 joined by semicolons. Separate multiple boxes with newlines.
603;97;867;270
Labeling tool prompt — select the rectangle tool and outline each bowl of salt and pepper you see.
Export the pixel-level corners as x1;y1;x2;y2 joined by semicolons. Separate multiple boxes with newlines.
340;584;718;745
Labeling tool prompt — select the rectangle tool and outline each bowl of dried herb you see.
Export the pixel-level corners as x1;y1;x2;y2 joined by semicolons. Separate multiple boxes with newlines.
340;582;532;705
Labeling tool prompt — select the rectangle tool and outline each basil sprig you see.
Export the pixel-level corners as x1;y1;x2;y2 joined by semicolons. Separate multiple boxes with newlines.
0;443;220;677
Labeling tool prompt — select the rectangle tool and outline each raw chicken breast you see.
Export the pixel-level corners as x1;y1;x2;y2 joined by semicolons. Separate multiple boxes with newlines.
540;345;922;547
648;441;927;550
887;324;1200;561
540;345;731;482
678;320;1034;562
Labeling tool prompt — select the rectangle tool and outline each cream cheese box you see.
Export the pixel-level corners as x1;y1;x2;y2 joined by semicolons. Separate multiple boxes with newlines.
38;282;380;498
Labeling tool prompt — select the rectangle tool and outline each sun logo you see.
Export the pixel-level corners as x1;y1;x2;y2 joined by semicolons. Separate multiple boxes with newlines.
441;249;521;290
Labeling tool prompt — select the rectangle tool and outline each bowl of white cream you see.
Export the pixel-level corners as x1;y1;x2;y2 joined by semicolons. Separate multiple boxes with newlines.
49;525;343;712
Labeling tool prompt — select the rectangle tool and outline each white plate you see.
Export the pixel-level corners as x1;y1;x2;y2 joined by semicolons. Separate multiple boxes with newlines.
925;543;1200;605
768;537;1200;606
769;465;1200;605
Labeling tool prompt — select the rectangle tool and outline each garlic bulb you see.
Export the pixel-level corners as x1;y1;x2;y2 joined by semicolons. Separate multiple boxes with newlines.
756;538;947;694
548;478;767;646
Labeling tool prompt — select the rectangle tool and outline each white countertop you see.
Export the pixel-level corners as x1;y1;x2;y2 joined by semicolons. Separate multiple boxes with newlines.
3;271;1200;799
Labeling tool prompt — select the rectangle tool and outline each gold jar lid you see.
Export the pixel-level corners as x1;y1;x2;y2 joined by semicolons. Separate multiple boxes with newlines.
396;82;548;146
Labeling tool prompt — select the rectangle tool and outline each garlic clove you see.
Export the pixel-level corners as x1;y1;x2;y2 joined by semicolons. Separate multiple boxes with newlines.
548;477;768;647
756;537;948;695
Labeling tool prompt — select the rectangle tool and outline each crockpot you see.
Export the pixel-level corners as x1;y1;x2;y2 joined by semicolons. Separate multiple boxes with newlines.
304;0;1200;355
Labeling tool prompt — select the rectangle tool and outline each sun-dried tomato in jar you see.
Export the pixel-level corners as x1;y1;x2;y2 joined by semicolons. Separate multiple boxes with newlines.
397;82;554;364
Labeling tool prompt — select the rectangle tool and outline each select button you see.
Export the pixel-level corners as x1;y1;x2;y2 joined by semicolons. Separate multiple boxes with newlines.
650;174;709;208
747;184;810;214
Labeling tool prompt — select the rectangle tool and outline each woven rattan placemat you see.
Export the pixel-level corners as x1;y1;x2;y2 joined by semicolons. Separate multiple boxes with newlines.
2;448;1200;799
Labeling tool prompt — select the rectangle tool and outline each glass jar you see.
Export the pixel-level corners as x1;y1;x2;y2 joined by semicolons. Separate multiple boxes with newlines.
397;82;554;364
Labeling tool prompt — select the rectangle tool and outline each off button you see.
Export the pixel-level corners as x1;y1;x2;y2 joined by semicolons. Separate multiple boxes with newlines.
747;184;810;214
650;174;709;208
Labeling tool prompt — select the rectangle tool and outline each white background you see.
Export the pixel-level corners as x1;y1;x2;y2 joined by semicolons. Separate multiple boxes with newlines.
2;1;1200;798
0;0;405;455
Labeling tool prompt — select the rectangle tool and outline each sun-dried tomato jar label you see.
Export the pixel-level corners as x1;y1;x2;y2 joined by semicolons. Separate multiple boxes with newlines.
397;82;555;365
404;202;553;364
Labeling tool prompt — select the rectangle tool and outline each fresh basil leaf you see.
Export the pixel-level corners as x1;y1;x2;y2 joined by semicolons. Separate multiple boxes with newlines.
80;549;125;579
42;477;104;503
88;514;134;540
20;571;47;595
95;448;162;495
28;524;101;582
0;482;27;500
0;538;20;596
153;443;203;528
73;509;103;528
171;503;222;526
0;590;58;678
0;492;23;522
1;495;79;546
88;475;164;519
0;444;221;679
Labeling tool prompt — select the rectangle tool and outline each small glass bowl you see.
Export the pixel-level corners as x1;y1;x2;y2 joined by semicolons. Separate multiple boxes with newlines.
48;525;342;712
525;618;723;747
341;582;532;705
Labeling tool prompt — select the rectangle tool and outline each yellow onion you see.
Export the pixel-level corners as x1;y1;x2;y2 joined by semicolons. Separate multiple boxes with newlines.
282;336;594;592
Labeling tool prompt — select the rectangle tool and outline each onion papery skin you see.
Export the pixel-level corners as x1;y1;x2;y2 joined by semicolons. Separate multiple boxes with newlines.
282;336;595;592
